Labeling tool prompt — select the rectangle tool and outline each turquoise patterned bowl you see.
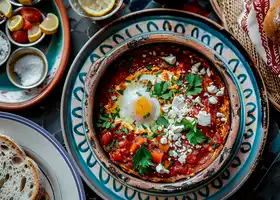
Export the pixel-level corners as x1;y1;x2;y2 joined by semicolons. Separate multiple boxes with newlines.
83;33;242;192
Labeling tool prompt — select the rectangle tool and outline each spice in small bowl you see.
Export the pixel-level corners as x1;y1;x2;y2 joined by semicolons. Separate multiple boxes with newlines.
6;47;48;89
0;30;11;66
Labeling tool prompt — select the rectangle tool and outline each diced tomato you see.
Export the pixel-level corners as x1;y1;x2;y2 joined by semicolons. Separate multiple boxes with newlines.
159;142;169;152
112;152;122;161
101;132;112;145
186;155;199;164
164;160;172;169
22;19;32;30
20;8;42;23
151;152;163;164
130;137;147;152
11;31;28;44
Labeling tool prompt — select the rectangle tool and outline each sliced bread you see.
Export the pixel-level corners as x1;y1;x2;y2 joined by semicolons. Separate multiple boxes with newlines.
0;134;41;200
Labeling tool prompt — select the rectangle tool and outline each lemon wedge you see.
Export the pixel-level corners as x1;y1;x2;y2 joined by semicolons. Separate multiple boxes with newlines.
28;24;42;43
0;0;12;18
78;0;115;17
7;15;24;32
18;0;32;5
39;13;59;35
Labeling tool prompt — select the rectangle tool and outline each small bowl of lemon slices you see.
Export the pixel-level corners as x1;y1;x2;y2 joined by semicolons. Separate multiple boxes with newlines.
69;0;123;20
5;6;59;47
10;0;44;7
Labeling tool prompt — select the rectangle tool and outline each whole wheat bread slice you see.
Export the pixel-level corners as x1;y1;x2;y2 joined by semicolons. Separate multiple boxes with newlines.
0;134;41;200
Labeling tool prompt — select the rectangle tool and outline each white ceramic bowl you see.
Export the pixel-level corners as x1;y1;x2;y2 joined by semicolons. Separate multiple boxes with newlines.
5;7;46;47
6;47;48;89
0;30;11;66
69;0;123;21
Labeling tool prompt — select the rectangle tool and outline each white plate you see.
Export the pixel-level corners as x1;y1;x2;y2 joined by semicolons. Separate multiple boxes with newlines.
0;112;86;200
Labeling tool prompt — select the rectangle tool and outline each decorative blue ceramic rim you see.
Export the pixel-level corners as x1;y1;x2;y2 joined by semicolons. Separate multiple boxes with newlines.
61;9;268;200
0;112;86;200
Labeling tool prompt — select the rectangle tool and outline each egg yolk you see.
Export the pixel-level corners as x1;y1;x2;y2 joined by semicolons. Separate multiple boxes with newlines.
135;96;153;118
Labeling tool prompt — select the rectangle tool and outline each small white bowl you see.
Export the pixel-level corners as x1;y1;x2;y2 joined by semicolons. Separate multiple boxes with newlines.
0;30;11;66
5;7;46;47
6;47;48;89
69;0;123;21
10;0;44;7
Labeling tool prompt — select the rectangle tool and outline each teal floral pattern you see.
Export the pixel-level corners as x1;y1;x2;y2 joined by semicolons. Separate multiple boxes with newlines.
68;16;264;200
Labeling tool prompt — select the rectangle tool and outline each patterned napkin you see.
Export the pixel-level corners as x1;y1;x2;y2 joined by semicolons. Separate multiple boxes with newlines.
238;0;280;75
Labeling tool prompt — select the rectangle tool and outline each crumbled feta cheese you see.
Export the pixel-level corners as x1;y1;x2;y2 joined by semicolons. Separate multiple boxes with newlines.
182;105;191;116
111;96;117;101
182;135;186;139
172;125;184;133
221;118;226;122
193;96;204;106
158;126;163;131
191;62;201;74
168;107;179;119
149;52;152;55
186;116;195;122
197;111;211;126
122;136;126;139
162;56;176;65
195;144;201;149
207;85;218;94
216;112;225;118
176;61;179;66
156;164;170;174
216;87;225;96
178;153;187;164
172;95;185;110
162;104;171;113
187;95;193;99
207;68;211;77
169;150;178;157
153;51;156;56
199;68;206;75
160;137;168;144
142;54;146;58
175;140;182;147
168;157;171;161
208;96;218;104
172;134;180;141
204;92;209;97
187;149;193;153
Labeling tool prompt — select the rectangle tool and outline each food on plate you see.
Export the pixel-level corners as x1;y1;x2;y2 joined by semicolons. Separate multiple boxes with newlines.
20;8;42;23
0;32;10;64
78;0;116;17
14;53;45;86
0;134;41;199
18;0;33;5
39;13;59;35
94;44;230;182
11;30;28;44
28;23;42;43
0;0;12;18
7;15;24;32
264;0;280;44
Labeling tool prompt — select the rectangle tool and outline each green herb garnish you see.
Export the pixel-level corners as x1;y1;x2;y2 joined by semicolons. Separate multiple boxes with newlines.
156;116;169;128
132;146;154;175
111;107;120;119
185;73;202;95
152;81;173;100
117;89;124;95
106;139;116;151
146;81;153;92
145;65;153;71
142;133;164;139
125;80;131;83
116;127;129;135
143;112;151;119
108;89;115;93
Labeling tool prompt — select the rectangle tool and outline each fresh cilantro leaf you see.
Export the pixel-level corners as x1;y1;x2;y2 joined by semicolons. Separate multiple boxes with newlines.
150;124;158;133
176;118;196;130
145;65;153;71
111;107;120;119
142;133;164;139
186;73;203;96
116;127;129;135
136;92;142;96
115;140;119;148
152;81;173;100
161;91;173;100
108;89;115;93
154;83;162;95
106;139;116;151
143;112;150;119
117;89;124;95
162;82;171;93
132;146;154;175
141;124;147;129
186;129;207;145
156;116;169;128
133;121;137;126
146;81;153;92
125;80;131;83
137;75;142;80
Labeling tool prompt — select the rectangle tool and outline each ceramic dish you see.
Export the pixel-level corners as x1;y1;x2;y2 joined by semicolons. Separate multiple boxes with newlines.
0;112;86;200
69;0;123;21
10;0;44;6
6;47;48;89
0;30;11;66
83;34;241;192
5;7;46;47
61;9;268;200
0;0;70;110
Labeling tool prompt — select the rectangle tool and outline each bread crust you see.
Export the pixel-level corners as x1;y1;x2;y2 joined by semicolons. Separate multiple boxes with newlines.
264;0;280;44
0;134;41;200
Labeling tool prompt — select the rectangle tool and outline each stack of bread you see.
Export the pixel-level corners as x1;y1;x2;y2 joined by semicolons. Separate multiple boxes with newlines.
264;0;280;45
0;134;50;200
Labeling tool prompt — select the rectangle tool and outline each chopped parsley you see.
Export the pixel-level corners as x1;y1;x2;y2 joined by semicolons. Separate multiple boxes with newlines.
156;116;169;128
125;80;131;83
116;127;129;135
111;107;120;119
141;124;147;129
132;146;153;175
146;81;153;92
185;73;203;95
152;81;173;100
212;143;219;149
145;65;153;71
97;110;113;129
108;89;115;93
117;89;124;95
143;112;151;119
142;133;164;139
106;139;117;151
137;75;142;80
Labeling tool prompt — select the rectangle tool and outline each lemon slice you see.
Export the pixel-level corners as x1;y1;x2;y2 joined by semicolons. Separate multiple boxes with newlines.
78;0;115;17
0;0;12;18
18;0;32;5
39;13;59;35
7;15;24;32
28;24;42;43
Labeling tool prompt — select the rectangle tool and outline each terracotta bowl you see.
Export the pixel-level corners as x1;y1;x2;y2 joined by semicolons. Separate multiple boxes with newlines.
83;33;241;192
